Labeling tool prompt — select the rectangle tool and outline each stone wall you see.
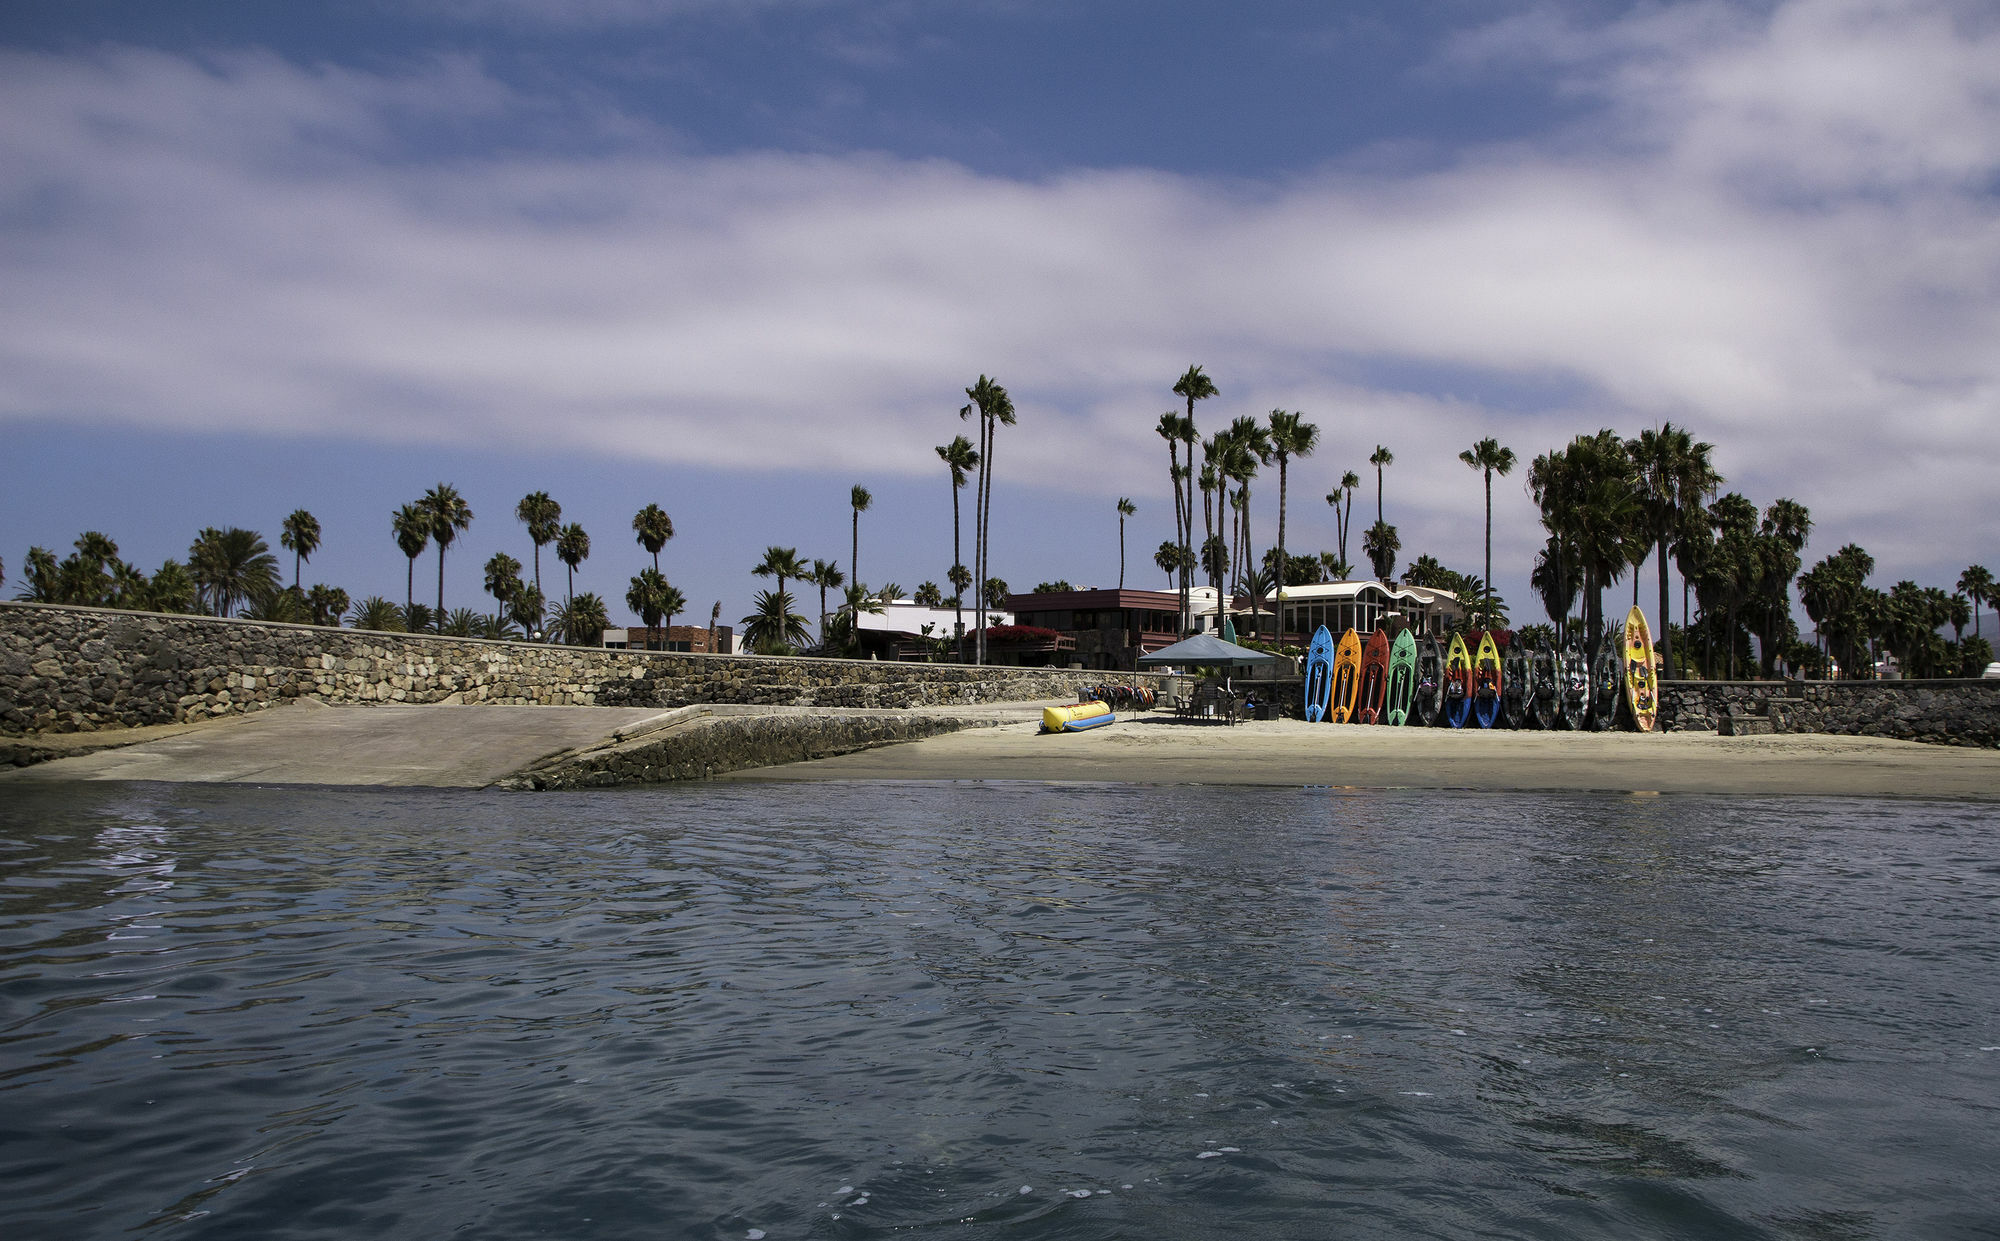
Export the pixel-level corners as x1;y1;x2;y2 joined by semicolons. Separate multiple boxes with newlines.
1663;678;2000;748
0;603;1163;736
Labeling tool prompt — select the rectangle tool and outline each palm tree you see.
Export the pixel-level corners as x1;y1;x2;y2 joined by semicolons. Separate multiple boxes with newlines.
188;527;280;617
1362;520;1400;585
1701;493;1761;678
484;551;523;615
1815;544;1876;678
1947;592;1971;644
741;588;811;654
1156;412;1190;628
1267;410;1318;642
351;595;405;631
1154;540;1183;587
555;522;591;603
508;584;546;638
658;581;686;633
1531;536;1582;636
1959;565;1993;640
753;546;806;601
146;559;197;614
946;561;972;622
936;433;979;661
420;483;473;629
1531;431;1639;656
1629;424;1720;678
440;607;480;638
961;375;1016;664
1115;497;1137;589
516;492;562;598
1221;415;1272;631
1458;437;1517;633
1403;553;1447;588
808;558;845;650
279;509;321;591
556;591;610;646
626;567;675;648
632;503;674;574
913;581;943;607
1172;366;1218;632
392;503;429;615
829;582;888;655
1198;435;1228;631
1369;445;1393;528
1755;498;1812;677
15;547;57;602
1327;469;1360;576
849;485;872;587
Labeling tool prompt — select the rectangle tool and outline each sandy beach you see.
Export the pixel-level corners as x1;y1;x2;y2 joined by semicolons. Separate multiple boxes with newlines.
728;711;2000;798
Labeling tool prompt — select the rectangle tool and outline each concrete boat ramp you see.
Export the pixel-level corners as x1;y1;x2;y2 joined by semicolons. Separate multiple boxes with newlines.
0;700;1044;789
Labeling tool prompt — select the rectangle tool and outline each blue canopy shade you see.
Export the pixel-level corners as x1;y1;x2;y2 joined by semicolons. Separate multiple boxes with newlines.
1136;632;1282;668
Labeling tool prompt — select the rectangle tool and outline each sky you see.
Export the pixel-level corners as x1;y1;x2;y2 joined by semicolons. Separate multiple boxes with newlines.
2;0;1996;636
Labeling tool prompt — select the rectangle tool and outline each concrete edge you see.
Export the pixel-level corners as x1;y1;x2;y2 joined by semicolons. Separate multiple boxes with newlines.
495;706;1031;790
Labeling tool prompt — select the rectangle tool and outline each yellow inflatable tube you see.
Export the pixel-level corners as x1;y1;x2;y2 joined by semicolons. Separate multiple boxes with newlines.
1042;701;1115;733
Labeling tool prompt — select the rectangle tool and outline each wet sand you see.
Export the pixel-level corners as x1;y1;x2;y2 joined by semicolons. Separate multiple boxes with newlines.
728;711;2000;798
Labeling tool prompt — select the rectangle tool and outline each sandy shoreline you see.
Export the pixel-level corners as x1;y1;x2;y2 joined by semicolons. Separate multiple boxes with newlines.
727;710;2000;798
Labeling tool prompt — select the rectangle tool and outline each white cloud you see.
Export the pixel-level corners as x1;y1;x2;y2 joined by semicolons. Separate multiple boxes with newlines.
2;1;1997;597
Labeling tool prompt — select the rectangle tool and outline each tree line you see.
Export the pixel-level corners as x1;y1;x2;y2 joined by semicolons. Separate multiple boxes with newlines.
1137;366;1987;680
10;372;1989;679
8;487;707;651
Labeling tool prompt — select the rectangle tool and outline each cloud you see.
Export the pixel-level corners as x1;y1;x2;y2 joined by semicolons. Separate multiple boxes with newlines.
2;1;1998;593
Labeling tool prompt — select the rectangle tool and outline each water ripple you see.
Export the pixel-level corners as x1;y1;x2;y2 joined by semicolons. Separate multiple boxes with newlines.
2;783;1996;1239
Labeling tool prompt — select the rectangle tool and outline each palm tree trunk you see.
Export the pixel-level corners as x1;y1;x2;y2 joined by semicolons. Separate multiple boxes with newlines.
1342;493;1354;573
1657;536;1674;679
1168;444;1176;628
1482;469;1492;628
951;475;964;663
1243;486;1259;637
406;557;415;614
1203;480;1221;634
1584;565;1600;657
436;548;446;631
977;412;992;664
1276;461;1289;644
1181;470;1193;632
1118;513;1126;589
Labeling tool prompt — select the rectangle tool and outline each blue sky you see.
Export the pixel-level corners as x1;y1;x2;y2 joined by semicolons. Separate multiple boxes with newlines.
3;0;1996;634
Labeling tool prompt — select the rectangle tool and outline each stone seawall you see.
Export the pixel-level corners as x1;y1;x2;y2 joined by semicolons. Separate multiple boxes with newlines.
1663;678;2000;748
0;603;1161;736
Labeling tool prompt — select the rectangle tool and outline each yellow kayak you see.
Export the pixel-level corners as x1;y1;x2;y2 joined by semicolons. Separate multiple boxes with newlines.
1623;605;1658;732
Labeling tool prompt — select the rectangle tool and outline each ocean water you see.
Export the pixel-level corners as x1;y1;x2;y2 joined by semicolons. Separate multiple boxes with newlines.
1;780;1996;1240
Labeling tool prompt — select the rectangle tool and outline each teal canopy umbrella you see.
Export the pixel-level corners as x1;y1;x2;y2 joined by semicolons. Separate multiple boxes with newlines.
1136;632;1281;669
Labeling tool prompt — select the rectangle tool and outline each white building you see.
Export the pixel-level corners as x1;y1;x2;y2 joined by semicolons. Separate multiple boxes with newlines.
1266;580;1465;640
